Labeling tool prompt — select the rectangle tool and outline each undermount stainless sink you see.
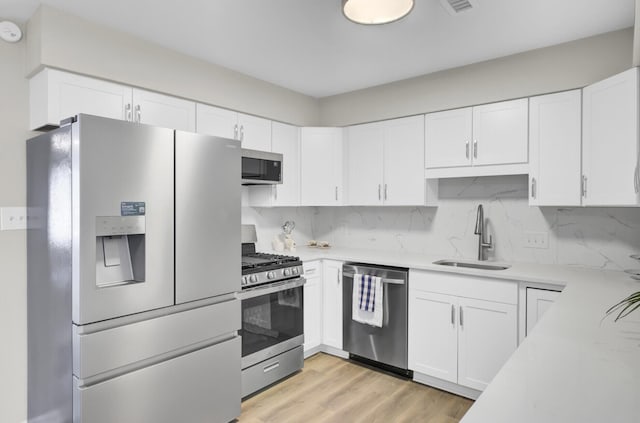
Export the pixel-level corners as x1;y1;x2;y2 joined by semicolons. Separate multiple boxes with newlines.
433;260;511;271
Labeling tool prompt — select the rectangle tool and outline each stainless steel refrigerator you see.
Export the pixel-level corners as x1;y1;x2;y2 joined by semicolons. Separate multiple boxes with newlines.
27;114;241;423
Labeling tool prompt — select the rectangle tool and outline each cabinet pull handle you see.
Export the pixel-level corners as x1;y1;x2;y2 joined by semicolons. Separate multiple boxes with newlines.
582;175;587;198
305;268;316;275
125;103;132;121
234;124;238;140
451;304;455;325
465;141;469;159
473;140;478;159
378;184;382;200
531;177;537;199
134;105;141;123
459;307;464;328
240;125;244;141
335;186;338;201
634;164;639;194
384;184;388;201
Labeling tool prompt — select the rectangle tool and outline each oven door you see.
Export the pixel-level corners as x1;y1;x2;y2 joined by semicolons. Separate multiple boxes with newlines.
238;277;305;369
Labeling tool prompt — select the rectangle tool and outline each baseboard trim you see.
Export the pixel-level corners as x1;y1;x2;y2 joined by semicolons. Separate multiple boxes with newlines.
413;372;481;400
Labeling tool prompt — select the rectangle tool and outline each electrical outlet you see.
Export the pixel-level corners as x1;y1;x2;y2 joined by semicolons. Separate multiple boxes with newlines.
1;207;27;230
524;231;548;249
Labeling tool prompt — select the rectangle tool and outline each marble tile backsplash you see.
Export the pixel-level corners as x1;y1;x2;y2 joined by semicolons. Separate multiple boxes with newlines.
242;176;640;270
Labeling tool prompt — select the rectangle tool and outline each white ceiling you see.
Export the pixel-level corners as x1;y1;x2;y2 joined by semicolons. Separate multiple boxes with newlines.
1;0;635;97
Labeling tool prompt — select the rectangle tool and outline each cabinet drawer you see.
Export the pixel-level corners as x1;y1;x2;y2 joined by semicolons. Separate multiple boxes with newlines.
73;299;239;379
74;337;240;423
303;260;321;277
410;270;517;305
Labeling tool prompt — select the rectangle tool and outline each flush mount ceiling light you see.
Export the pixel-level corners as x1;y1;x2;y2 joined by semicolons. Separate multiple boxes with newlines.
342;0;415;25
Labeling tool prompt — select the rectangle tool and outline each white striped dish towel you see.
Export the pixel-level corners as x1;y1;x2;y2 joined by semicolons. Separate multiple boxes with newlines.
352;273;383;327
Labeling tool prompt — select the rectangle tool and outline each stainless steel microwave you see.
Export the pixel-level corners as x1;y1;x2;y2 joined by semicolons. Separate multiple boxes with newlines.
241;149;283;185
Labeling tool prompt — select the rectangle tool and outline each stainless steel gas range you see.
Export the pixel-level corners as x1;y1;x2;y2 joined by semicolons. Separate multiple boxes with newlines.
238;225;305;397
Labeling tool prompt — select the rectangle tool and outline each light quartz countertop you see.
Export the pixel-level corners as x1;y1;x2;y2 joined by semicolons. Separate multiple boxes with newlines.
293;245;640;422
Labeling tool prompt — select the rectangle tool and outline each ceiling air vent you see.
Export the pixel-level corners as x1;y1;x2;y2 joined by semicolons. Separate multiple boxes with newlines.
440;0;477;15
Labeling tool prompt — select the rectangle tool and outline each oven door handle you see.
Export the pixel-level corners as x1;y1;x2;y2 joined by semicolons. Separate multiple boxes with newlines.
237;277;306;300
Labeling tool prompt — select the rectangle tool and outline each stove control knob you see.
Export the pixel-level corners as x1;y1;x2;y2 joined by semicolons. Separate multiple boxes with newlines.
241;277;246;286
283;268;292;277
292;267;299;275
267;271;276;280
249;274;258;283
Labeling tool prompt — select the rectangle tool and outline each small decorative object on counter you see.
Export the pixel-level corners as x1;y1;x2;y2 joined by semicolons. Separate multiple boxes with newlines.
282;220;296;252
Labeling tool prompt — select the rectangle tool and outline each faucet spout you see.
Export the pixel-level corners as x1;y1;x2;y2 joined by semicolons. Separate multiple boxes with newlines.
474;204;492;261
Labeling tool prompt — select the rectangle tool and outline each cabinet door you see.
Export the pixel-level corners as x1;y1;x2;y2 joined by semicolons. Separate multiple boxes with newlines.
322;260;343;350
303;261;323;353
472;99;528;166
424;107;472;168
383;115;426;205
196;104;238;139
272;122;301;206
300;128;344;206
30;68;132;130
345;122;384;205
408;290;458;383
529;90;582;206
238;113;272;151
582;68;640;206
457;297;517;391
526;288;560;336
132;89;196;132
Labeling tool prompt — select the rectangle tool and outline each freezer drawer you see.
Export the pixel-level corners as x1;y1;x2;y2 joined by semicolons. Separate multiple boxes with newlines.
73;299;239;379
74;337;240;423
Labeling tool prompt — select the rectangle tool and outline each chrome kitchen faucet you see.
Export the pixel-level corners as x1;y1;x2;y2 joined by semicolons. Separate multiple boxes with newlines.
474;204;493;261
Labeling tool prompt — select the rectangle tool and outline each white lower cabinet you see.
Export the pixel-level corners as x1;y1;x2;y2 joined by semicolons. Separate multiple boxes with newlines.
408;270;518;394
321;260;343;350
303;261;323;354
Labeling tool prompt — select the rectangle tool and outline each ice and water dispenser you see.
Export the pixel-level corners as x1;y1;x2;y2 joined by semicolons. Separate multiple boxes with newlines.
95;214;146;287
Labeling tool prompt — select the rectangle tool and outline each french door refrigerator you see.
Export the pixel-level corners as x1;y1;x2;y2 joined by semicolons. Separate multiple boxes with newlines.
27;114;241;423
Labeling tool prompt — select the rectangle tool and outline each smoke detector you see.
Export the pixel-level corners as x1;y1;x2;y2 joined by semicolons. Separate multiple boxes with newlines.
0;21;23;43
440;0;478;15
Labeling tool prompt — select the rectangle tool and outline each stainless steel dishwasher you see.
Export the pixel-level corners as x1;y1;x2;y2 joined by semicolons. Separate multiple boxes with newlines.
342;262;410;376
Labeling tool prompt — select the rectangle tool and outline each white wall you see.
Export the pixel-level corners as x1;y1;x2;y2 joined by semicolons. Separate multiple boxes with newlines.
0;38;32;423
26;5;320;126
245;179;640;271
319;28;633;126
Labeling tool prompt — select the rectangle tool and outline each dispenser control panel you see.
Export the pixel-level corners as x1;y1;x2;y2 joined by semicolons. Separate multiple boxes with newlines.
96;216;146;236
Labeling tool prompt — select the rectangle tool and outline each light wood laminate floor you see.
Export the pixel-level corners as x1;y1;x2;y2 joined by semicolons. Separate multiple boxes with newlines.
239;353;473;423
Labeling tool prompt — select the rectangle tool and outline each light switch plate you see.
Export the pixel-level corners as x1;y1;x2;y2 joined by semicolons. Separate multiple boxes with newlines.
1;207;27;230
524;231;548;249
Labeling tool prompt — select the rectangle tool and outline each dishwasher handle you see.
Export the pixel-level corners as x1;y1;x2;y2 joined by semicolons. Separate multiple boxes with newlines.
341;271;405;285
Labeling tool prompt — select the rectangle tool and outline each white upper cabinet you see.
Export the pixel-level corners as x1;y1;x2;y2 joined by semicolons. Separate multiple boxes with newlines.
346;115;432;206
238;113;272;151
529;90;582;206
300;127;344;206
383;116;428;205
472;98;529;166
29;68;196;132
425;107;473;169
345;121;385;205
582;67;640;206
30;68;131;130
247;122;301;207
132;88;195;132
195;103;238;139
424;99;529;178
